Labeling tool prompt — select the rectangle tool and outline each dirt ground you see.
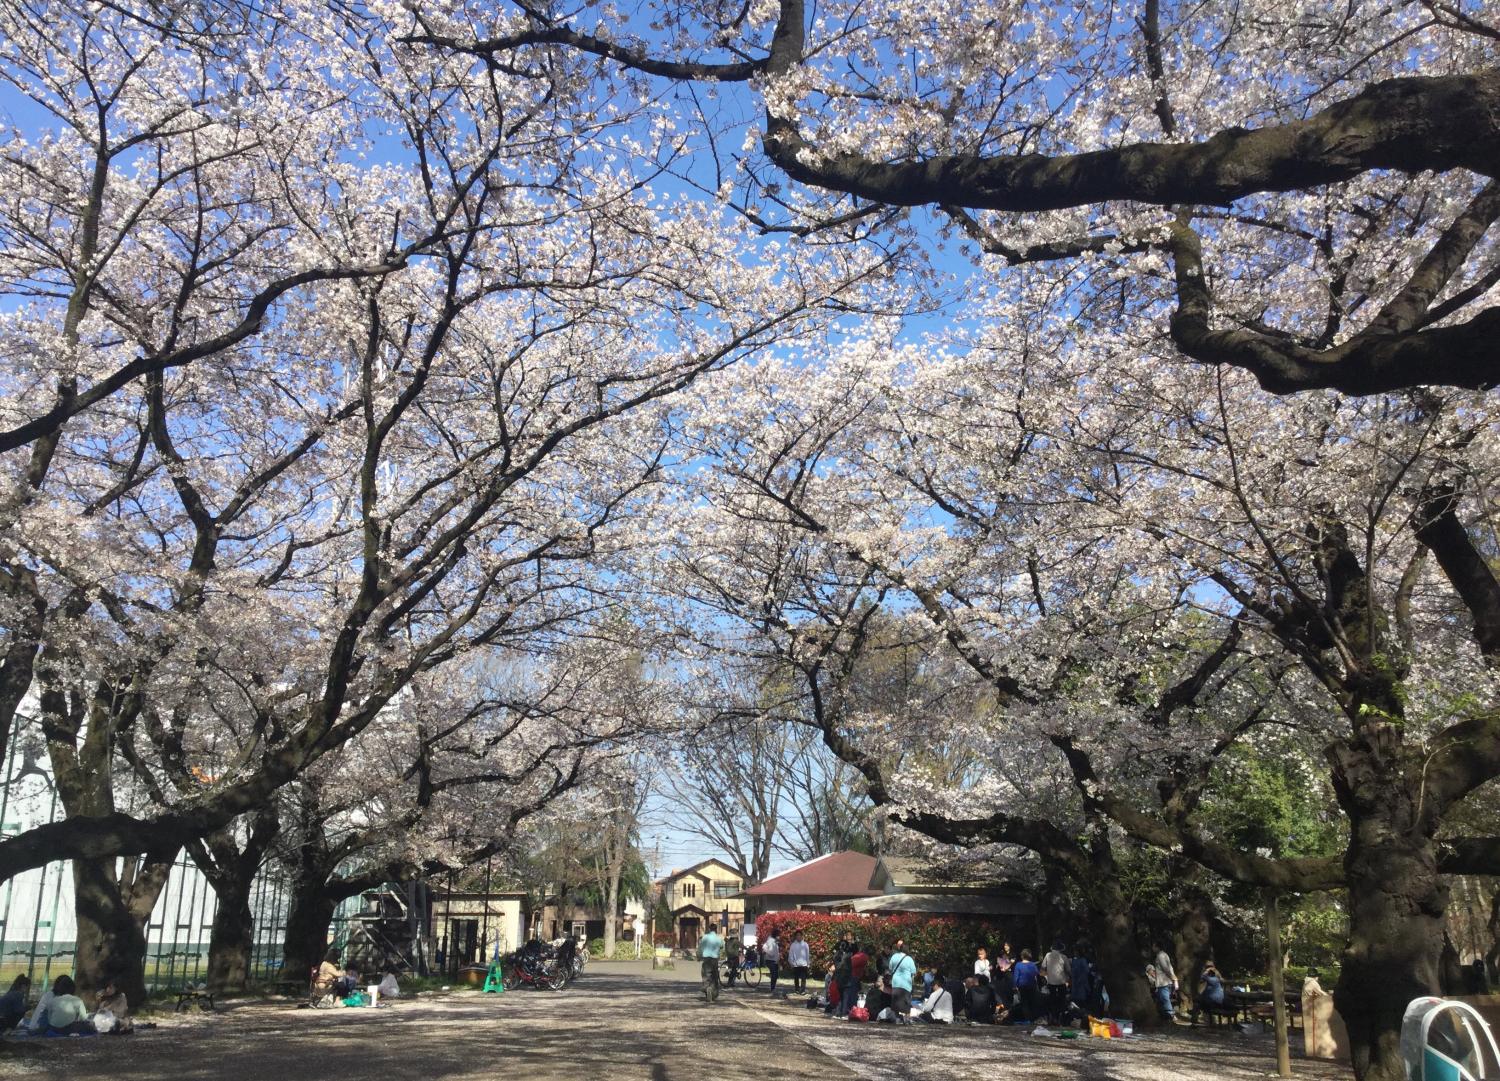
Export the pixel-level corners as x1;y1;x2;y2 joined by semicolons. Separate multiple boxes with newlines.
0;960;1353;1081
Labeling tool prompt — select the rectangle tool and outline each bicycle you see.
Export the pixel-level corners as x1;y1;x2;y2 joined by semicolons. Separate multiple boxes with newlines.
720;953;762;988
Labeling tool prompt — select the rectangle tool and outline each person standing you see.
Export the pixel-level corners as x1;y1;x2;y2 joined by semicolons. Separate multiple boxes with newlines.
974;946;993;981
1149;942;1179;1020
699;924;725;1003
1041;941;1070;1023
788;931;811;993
839;941;869;1019
762;930;782;995
1013;948;1042;1021
888;938;917;1026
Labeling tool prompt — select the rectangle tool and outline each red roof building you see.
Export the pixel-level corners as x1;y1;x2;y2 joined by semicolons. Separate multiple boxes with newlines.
741;852;881;914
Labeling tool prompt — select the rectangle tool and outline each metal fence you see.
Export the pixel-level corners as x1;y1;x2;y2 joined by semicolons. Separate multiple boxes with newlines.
0;709;357;989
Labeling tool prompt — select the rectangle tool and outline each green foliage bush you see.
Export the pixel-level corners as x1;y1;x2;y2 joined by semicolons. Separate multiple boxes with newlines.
586;938;645;959
753;910;1025;979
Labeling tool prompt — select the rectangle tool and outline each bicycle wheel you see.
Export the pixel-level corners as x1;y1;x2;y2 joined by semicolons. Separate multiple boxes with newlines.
742;962;762;986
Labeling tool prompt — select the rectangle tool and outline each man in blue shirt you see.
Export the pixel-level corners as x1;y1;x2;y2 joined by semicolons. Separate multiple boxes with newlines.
698;927;725;1002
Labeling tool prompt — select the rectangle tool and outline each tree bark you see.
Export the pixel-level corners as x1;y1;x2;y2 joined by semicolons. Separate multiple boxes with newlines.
190;810;281;994
71;854;174;1006
1171;867;1216;1012
1332;734;1446;1081
1487;888;1500;982
206;888;257;994
1087;893;1159;1025
282;880;339;985
603;870;620;956
1064;826;1159;1026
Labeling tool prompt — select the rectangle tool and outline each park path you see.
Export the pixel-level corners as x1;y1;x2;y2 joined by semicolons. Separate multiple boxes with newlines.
0;961;854;1081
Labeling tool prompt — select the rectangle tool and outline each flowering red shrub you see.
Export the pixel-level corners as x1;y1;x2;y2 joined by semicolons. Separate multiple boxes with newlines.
753;910;1026;979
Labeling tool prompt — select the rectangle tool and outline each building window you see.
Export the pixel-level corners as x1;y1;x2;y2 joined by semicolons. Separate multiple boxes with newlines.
714;884;738;899
682;882;696;899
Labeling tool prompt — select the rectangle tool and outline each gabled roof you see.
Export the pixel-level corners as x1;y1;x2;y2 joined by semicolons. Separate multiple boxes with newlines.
743;851;881;898
657;857;742;885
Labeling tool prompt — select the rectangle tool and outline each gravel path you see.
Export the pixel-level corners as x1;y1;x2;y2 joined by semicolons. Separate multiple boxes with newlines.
0;961;1354;1081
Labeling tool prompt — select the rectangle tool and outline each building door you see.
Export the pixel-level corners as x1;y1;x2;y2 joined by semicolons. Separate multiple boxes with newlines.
679;917;700;950
449;919;478;968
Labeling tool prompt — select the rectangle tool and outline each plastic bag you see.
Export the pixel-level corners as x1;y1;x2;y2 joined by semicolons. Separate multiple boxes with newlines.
93;1008;116;1034
848;1006;870;1022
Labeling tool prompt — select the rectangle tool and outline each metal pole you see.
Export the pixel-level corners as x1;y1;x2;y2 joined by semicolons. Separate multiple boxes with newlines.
0;711;25;965
40;851;63;985
1265;890;1292;1078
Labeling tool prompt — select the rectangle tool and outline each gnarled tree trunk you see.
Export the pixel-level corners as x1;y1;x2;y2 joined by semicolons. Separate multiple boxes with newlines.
282;876;340;985
1332;730;1445;1081
1078;828;1159;1026
71;853;174;1006
1171;865;1216;1012
191;808;281;994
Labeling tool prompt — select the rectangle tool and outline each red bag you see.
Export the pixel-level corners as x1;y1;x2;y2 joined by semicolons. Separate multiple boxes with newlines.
848;1006;870;1022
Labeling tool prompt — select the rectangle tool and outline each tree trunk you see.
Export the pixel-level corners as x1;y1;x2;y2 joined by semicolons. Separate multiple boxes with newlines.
191;810;281;994
1171;868;1216;1012
1076;832;1159;1026
1333;755;1446;1081
603;871;620;956
206;881;256;993
71;853;174;1006
282;878;339;983
1087;898;1158;1024
1439;931;1466;995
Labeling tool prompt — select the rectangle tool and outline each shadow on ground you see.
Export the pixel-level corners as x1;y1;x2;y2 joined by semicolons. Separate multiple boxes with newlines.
0;967;852;1081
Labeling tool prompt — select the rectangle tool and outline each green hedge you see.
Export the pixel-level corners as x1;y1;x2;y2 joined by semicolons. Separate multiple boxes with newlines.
586;938;643;960
753;910;1024;980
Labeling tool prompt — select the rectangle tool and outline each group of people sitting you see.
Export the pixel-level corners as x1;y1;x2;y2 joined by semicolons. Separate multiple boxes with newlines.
0;971;135;1036
312;947;401;1002
816;932;923;1025
955;941;1109;1026
806;934;1113;1027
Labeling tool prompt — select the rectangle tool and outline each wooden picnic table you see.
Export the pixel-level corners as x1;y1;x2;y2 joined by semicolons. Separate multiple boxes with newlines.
1218;989;1301;1029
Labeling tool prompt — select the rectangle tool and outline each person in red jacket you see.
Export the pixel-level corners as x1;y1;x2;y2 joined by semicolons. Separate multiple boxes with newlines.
838;943;870;1019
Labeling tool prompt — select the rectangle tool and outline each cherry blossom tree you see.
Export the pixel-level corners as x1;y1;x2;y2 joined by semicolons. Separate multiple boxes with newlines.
413;0;1500;395
0;0;891;1002
671;318;1499;1077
